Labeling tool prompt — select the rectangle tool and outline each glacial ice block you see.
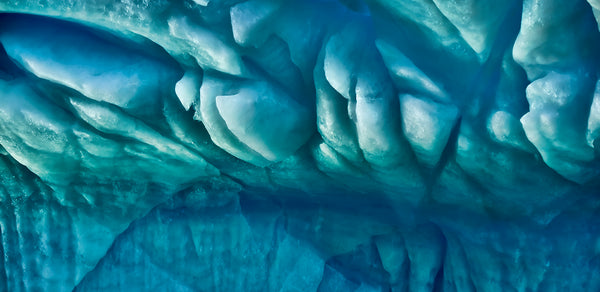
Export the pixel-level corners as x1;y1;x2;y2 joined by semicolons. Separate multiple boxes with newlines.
0;0;600;291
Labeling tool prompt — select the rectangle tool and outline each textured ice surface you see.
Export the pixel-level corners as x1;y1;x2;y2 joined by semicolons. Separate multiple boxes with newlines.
0;0;600;291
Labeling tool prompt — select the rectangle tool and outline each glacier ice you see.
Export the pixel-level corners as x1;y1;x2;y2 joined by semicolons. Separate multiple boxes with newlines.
0;0;600;291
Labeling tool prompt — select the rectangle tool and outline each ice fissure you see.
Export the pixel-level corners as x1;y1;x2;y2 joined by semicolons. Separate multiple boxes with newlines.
0;0;600;291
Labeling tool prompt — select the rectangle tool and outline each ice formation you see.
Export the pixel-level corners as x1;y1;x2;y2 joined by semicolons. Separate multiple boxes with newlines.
0;0;599;291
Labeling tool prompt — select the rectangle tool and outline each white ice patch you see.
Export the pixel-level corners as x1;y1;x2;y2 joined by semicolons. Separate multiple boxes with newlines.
192;0;209;6
376;40;449;103
168;17;245;76
587;81;600;148
230;0;283;47
400;95;459;167
175;71;202;111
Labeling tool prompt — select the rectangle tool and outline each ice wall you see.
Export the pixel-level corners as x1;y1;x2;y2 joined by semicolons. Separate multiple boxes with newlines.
0;0;599;291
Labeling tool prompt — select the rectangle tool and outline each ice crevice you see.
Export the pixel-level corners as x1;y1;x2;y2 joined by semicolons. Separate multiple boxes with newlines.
0;0;600;291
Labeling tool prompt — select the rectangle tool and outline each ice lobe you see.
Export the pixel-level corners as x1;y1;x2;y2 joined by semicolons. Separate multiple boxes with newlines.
514;0;600;183
432;0;521;61
175;70;202;111
198;74;314;166
0;15;179;119
168;16;246;76
400;95;459;168
321;19;414;169
230;0;284;47
375;40;450;103
521;72;599;183
214;80;314;163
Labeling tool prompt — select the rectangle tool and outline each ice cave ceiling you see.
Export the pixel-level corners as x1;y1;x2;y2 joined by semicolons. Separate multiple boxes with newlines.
1;0;600;291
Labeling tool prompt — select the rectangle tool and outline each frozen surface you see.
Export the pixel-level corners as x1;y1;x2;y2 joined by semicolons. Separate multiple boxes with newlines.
0;0;599;291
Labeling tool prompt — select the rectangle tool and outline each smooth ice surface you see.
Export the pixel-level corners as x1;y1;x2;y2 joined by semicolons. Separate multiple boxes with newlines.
0;0;600;291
